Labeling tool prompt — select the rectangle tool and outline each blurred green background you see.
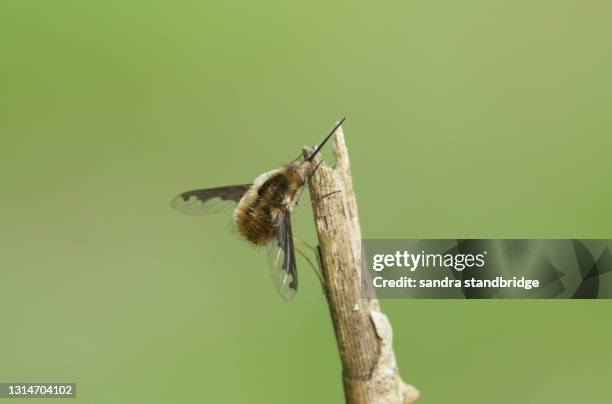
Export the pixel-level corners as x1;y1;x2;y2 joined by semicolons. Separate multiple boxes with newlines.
1;1;611;403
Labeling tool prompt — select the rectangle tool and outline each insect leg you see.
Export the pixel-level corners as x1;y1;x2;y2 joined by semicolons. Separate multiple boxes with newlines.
291;189;342;216
294;236;317;253
289;151;303;163
294;237;324;286
317;190;341;202
294;246;324;288
311;160;324;176
294;184;307;207
294;160;324;208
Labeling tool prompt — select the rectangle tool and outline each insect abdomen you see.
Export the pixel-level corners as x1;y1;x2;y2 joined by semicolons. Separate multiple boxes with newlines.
233;169;291;246
236;205;277;245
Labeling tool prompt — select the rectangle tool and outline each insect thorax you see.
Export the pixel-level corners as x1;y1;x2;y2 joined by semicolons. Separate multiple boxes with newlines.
234;164;310;246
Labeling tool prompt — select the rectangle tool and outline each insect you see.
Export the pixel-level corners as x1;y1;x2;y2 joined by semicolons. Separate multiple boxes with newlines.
171;118;345;302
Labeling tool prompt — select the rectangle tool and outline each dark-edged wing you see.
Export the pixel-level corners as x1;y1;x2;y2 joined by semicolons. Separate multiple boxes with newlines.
266;208;298;302
171;184;251;215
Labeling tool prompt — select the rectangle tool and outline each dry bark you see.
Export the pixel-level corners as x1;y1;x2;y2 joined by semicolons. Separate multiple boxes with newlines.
305;124;419;404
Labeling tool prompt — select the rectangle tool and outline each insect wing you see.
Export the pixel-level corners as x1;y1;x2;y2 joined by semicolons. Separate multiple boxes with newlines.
171;184;251;215
266;209;298;302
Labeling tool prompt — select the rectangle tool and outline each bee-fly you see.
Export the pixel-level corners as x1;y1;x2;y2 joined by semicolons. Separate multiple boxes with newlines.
171;118;345;302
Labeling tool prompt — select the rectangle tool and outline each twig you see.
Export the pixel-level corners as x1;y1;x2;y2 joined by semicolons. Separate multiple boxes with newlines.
304;124;419;404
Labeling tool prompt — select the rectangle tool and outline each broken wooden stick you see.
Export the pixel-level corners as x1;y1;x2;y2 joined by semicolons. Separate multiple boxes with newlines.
305;123;419;404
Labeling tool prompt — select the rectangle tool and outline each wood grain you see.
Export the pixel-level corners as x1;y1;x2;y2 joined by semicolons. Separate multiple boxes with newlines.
305;124;419;403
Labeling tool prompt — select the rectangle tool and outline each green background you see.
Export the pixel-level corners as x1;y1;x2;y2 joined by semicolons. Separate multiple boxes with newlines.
1;1;611;403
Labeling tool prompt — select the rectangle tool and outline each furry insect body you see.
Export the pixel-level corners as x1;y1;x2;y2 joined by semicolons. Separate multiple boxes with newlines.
171;117;345;302
233;161;314;245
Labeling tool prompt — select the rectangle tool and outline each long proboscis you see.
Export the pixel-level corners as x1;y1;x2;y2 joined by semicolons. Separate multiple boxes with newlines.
306;117;346;161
